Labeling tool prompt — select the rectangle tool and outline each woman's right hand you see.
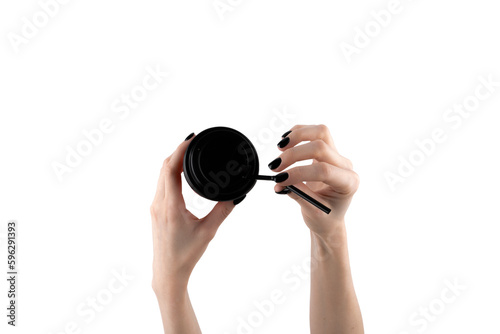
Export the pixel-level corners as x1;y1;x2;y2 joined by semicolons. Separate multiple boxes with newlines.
269;124;360;241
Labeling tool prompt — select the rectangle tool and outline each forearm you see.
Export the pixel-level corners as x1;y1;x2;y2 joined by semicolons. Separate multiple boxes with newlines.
153;280;202;334
310;222;364;334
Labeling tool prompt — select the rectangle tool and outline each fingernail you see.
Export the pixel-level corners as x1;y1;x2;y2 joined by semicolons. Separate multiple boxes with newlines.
185;132;194;141
233;195;246;206
277;137;290;148
275;188;291;195
268;157;282;170
281;130;292;138
274;172;289;183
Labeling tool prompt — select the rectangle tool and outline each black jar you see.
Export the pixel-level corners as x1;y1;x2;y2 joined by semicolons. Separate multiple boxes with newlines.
183;127;259;201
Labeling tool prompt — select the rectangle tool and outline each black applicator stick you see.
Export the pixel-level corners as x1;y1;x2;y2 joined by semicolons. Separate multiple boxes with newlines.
285;185;331;214
255;175;331;214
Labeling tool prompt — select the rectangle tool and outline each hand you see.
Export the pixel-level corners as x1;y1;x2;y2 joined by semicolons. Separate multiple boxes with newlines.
270;124;359;241
150;133;240;293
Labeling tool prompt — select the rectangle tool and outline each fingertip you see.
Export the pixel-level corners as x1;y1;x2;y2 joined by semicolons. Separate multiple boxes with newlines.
180;133;195;150
274;172;289;183
166;133;196;177
233;194;246;206
268;157;282;170
277;136;290;149
274;184;285;192
275;187;291;195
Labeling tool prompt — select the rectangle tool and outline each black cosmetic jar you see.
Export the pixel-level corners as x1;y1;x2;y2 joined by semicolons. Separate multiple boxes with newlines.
183;127;258;201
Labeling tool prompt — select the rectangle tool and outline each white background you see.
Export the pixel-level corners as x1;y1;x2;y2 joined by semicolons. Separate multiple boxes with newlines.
1;0;500;333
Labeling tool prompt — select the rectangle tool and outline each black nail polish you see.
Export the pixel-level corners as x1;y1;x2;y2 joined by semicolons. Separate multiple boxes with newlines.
185;132;194;141
282;130;292;138
233;195;246;206
274;172;289;183
275;188;291;195
277;137;290;148
268;157;282;170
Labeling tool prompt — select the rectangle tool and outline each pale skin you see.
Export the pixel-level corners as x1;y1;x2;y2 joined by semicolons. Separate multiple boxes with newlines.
151;124;364;333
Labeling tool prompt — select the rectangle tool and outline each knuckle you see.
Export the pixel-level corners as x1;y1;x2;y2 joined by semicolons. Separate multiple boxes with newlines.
313;140;328;155
164;164;175;176
293;166;304;180
282;148;293;162
204;228;217;241
344;158;354;170
317;124;329;135
198;226;213;242
317;162;332;178
150;202;166;219
347;171;360;193
149;204;157;217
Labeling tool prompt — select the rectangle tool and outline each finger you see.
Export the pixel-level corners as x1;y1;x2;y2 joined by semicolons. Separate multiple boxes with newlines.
200;201;234;239
279;124;308;136
274;162;360;195
274;182;321;208
153;156;171;202
269;140;352;172
164;133;195;205
286;124;308;134
278;124;337;152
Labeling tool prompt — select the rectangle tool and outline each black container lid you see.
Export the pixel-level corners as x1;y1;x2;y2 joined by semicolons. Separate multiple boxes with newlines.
183;127;259;201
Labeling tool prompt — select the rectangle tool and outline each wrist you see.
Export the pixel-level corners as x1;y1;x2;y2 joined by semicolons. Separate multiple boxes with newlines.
310;221;349;262
152;274;189;297
311;220;347;248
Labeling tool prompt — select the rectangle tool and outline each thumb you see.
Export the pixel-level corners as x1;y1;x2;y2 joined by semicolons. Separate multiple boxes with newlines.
201;200;235;236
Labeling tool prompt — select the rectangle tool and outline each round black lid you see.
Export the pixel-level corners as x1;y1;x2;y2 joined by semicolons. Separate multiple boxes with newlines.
183;127;259;201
